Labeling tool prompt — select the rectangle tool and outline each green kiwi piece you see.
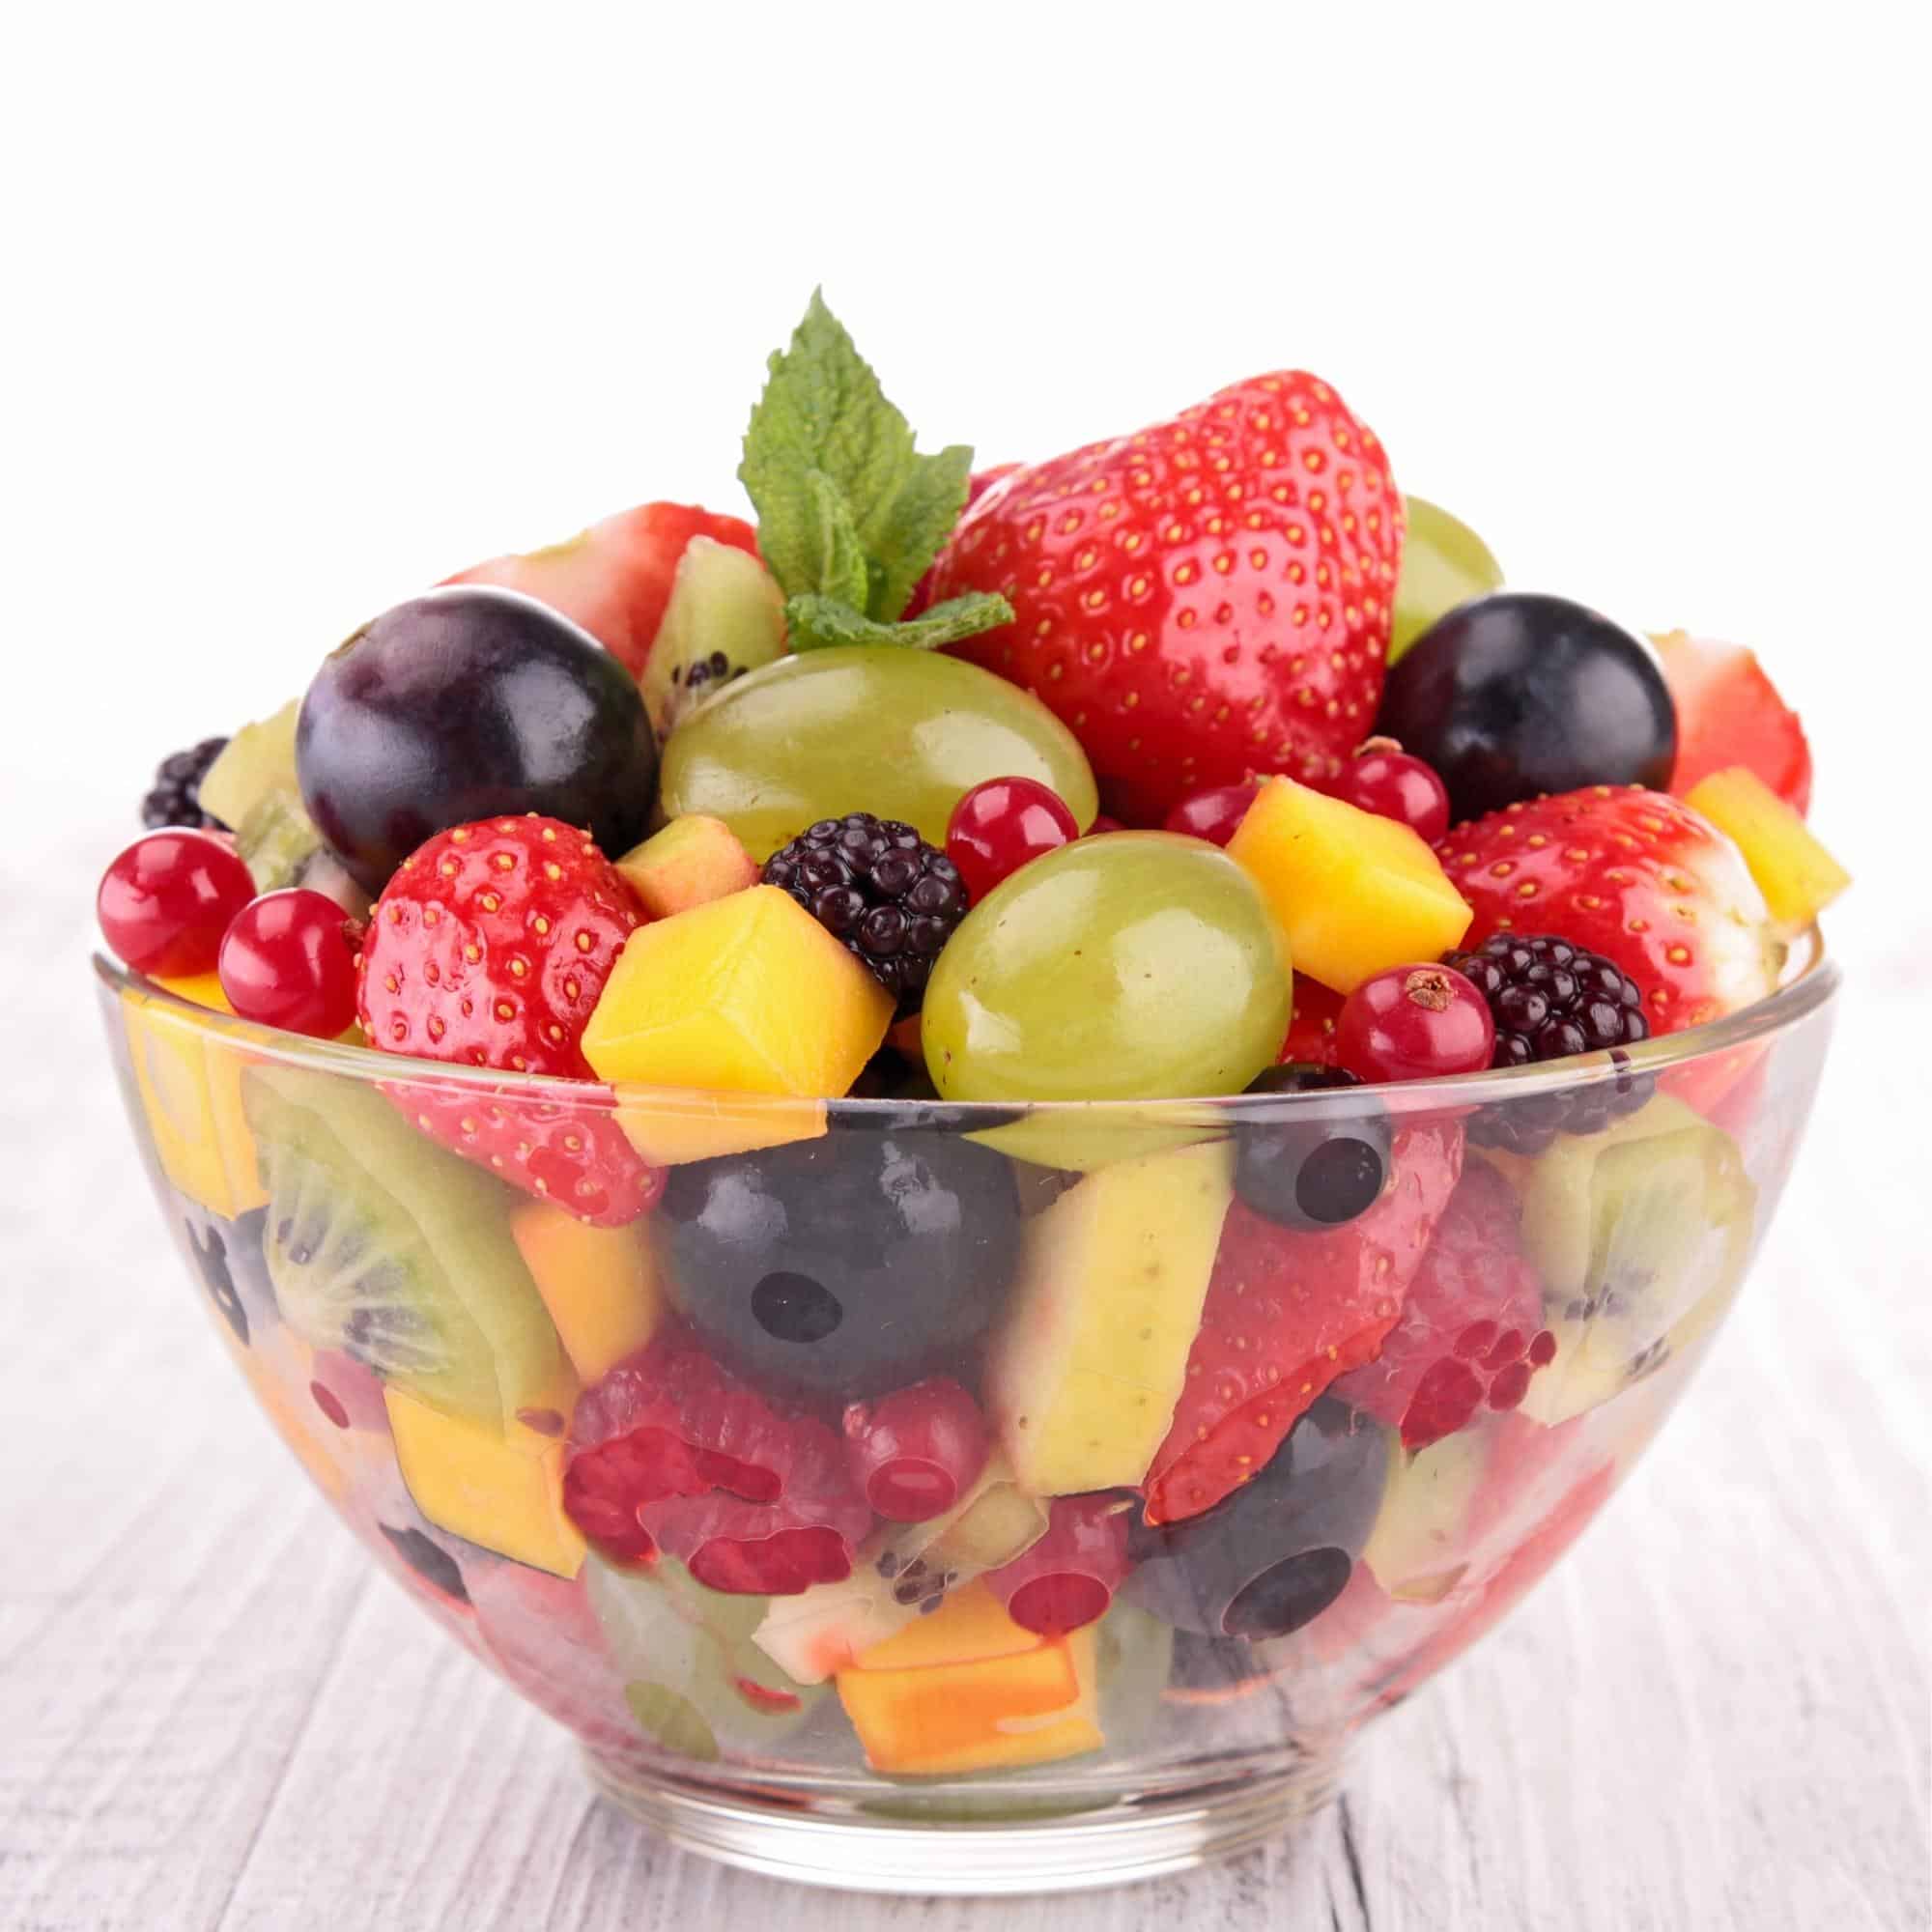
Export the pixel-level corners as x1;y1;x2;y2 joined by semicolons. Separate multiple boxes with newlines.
1514;1096;1756;1426
639;536;787;747
586;1554;824;1752
197;700;299;831
242;1065;565;1427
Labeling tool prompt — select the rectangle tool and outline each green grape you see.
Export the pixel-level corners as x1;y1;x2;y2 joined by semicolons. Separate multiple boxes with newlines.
922;833;1291;1104
658;646;1099;859
1390;496;1504;665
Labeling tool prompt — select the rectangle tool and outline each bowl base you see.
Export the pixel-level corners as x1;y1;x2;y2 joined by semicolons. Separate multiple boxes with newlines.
581;1747;1341;1895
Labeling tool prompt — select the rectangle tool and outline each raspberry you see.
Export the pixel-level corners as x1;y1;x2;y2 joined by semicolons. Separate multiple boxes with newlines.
563;1337;866;1591
140;736;230;830
1442;932;1654;1153
762;812;969;1014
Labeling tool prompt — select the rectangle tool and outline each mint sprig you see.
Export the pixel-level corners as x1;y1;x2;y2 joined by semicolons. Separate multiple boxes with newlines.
739;291;1012;652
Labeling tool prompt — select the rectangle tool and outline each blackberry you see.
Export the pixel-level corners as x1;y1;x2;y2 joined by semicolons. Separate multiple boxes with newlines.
762;812;970;1014
1442;932;1653;1153
140;736;229;830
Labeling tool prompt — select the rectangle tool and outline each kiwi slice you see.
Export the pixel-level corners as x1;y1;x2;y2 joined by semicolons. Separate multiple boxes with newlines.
242;1066;565;1427
640;536;787;746
1512;1096;1756;1426
585;1553;825;1753
198;700;299;831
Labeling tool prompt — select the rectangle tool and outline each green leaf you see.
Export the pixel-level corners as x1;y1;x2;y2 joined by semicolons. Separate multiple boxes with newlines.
786;590;1014;654
739;291;977;622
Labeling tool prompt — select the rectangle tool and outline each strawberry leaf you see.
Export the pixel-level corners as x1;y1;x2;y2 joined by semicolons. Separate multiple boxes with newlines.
740;291;975;623
785;590;1013;654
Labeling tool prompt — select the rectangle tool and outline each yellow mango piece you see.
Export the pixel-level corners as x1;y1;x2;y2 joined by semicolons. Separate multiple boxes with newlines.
583;886;892;1099
615;815;760;920
985;1140;1235;1495
1683;766;1851;930
839;1626;1100;1776
385;1382;586;1578
614;1091;827;1166
155;971;235;1013
1229;777;1473;993
122;988;267;1219
510;1205;662;1382
851;1580;1042;1672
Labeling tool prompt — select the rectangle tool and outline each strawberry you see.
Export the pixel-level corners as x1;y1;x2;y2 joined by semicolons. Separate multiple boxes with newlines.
564;1336;867;1593
1279;975;1346;1066
924;372;1403;824
1436;785;1781;1037
444;500;759;681
1654;631;1812;815
1331;1159;1555;1451
357;814;658;1224
902;463;1023;617
1144;1122;1463;1524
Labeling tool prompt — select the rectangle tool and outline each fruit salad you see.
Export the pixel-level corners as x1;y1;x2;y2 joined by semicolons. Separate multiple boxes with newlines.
97;294;1847;1814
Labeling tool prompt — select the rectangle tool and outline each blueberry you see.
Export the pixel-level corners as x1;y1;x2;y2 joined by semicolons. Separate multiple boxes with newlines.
1236;1064;1391;1231
297;585;658;895
656;1133;1022;1399
1126;1401;1389;1641
1377;592;1676;824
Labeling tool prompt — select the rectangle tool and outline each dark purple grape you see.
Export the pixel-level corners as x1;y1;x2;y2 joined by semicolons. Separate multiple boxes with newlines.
1377;592;1676;824
1125;1401;1388;1641
297;585;657;895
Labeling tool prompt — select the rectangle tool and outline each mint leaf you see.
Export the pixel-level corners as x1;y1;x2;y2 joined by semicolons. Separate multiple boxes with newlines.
786;590;1014;654
740;291;977;623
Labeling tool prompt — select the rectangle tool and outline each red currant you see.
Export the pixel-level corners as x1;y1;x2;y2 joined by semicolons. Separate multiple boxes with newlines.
97;829;256;978
1163;781;1261;847
1336;963;1495;1084
1085;813;1126;836
1327;740;1451;844
945;777;1078;902
841;1377;989;1521
218;890;363;1037
984;1494;1130;1636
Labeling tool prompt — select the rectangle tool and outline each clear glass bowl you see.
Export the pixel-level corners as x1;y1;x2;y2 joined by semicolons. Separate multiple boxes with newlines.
95;944;1837;1895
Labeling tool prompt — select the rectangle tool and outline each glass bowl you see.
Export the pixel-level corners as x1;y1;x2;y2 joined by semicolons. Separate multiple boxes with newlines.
95;943;1837;1895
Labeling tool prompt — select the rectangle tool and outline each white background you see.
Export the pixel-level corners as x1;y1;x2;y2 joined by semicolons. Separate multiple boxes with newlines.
3;6;1927;1929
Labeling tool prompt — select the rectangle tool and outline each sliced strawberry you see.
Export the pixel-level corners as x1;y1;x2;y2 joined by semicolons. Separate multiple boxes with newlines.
1279;976;1346;1066
1331;1159;1554;1450
1144;1122;1463;1524
1435;786;1779;1036
927;372;1403;825
358;814;658;1222
563;1338;846;1570
445;500;759;680
1654;631;1812;816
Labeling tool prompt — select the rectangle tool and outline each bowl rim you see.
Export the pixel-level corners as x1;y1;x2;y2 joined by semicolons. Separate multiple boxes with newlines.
94;934;1839;1122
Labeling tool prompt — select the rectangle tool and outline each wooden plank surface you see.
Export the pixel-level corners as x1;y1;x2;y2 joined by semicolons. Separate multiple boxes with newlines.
4;809;1926;1932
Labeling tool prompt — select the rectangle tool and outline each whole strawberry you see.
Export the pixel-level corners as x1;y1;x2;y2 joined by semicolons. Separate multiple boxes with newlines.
1436;785;1779;1035
925;373;1404;824
1143;1122;1463;1525
445;500;759;681
358;814;658;1224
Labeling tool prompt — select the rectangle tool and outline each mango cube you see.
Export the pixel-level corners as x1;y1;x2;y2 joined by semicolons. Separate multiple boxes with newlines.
837;1588;1102;1775
510;1205;662;1382
614;1091;828;1167
1228;778;1473;992
122;987;267;1219
582;885;892;1100
615;815;759;921
1683;766;1850;930
385;1383;586;1579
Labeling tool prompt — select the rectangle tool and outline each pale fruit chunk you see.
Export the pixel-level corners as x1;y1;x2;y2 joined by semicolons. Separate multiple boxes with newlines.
639;536;788;746
659;645;1099;858
385;1382;585;1578
510;1205;662;1382
1683;767;1850;930
1503;1096;1756;1426
122;986;266;1219
1229;777;1473;993
615;815;758;920
985;1140;1236;1495
582;886;892;1100
198;699;299;830
1361;1430;1492;1604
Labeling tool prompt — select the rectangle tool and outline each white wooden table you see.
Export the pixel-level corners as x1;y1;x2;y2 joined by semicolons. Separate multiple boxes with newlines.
5;801;1926;1932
